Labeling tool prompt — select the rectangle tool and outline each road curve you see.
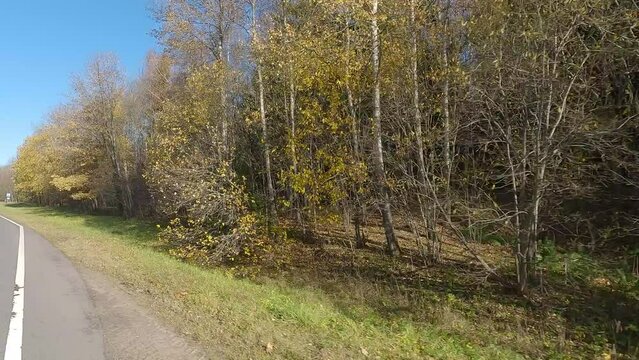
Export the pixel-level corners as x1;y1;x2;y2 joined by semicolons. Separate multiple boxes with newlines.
0;215;105;360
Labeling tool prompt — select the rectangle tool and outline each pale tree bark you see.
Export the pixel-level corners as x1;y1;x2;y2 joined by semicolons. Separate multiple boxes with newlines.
251;0;275;222
214;0;236;160
440;0;452;190
283;2;302;226
289;78;298;222
411;0;439;261
371;0;400;256
219;59;230;159
346;13;365;249
411;0;427;188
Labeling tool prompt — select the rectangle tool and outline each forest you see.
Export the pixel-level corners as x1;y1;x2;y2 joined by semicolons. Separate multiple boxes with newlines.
10;0;639;357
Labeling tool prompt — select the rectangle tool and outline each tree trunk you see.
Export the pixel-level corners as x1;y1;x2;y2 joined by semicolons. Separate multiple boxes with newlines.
441;0;452;190
258;58;275;222
217;1;229;159
411;0;427;188
290;77;302;225
346;14;366;249
411;0;436;261
107;130;134;218
252;0;275;223
371;0;400;256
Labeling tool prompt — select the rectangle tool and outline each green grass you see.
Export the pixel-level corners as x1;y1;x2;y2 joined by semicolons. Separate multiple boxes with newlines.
0;203;527;359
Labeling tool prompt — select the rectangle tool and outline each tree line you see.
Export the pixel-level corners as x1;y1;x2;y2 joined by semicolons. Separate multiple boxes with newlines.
0;165;13;199
13;0;638;292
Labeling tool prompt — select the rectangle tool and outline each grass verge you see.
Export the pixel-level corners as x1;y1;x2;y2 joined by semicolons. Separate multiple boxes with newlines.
2;203;629;359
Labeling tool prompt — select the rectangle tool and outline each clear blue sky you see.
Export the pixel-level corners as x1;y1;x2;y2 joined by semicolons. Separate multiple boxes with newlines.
0;0;159;166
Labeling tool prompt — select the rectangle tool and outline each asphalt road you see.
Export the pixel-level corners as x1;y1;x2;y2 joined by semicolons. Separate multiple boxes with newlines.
0;216;104;360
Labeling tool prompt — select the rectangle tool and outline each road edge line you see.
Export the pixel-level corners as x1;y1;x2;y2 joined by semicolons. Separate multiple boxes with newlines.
0;215;24;360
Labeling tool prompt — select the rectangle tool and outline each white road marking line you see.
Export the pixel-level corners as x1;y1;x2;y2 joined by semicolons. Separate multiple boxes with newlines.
0;216;24;360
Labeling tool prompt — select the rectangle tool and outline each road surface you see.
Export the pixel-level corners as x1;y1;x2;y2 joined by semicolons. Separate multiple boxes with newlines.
0;215;104;359
0;214;209;360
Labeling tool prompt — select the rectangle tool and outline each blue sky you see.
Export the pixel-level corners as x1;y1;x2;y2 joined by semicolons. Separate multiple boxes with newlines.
0;0;159;166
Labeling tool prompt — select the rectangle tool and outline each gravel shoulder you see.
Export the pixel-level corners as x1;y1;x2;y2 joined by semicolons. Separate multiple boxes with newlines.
79;267;209;360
